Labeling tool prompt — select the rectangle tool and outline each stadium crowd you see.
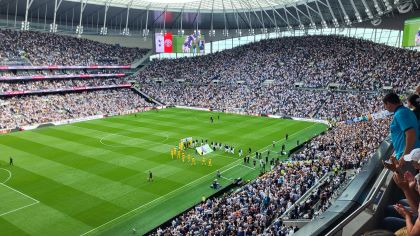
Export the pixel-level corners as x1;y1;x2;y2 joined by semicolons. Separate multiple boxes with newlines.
0;28;149;66
0;77;129;92
138;35;419;91
0;89;150;129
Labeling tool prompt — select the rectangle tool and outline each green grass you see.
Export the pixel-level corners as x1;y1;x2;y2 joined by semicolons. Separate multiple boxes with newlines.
0;108;327;235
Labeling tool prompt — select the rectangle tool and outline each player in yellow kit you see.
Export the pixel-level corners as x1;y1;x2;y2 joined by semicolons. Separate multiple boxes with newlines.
201;157;206;165
208;158;212;166
191;157;196;166
187;154;191;162
182;152;185;162
177;149;181;159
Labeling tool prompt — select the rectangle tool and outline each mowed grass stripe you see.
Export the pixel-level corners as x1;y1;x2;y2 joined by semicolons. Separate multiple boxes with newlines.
52;125;231;177
0;160;128;227
0;142;158;206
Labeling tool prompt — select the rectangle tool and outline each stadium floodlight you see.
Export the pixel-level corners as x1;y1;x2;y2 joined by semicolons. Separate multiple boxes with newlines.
222;29;229;37
249;28;255;35
100;26;108;35
310;22;316;29
365;8;373;19
299;24;305;30
21;21;30;31
332;18;339;27
49;23;58;33
122;28;130;36
355;12;362;23
208;29;215;37
261;28;268;34
236;29;242;36
321;20;328;29
76;25;83;35
344;15;352;26
142;28;149;37
374;0;384;15
382;0;392;11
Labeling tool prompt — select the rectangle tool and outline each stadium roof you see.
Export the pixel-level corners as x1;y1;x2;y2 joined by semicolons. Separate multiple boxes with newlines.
0;0;418;33
65;0;304;13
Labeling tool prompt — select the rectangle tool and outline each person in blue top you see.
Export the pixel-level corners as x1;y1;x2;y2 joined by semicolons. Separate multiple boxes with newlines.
382;92;420;170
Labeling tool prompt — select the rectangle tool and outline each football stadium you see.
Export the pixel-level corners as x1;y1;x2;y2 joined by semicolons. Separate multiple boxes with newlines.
0;0;419;235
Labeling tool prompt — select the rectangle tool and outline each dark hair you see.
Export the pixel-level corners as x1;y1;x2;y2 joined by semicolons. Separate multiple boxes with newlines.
382;92;401;104
408;94;420;120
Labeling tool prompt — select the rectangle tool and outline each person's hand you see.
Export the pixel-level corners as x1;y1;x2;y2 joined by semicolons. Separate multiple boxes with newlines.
393;172;410;191
383;156;399;172
399;157;406;168
405;171;416;190
394;203;412;218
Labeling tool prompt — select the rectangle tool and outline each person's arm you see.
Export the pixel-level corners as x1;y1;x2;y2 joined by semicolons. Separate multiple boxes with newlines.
399;128;417;167
409;218;420;236
393;172;420;212
408;203;420;235
404;128;417;156
395;204;413;232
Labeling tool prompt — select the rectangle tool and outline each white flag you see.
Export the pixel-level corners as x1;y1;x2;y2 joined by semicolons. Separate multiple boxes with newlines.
155;33;164;53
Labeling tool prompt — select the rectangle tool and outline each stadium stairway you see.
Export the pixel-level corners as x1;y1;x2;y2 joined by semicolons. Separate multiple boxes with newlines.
130;50;154;70
131;86;164;106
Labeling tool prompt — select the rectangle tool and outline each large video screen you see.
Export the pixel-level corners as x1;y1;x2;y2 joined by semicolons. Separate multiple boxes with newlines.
155;32;205;54
402;17;420;47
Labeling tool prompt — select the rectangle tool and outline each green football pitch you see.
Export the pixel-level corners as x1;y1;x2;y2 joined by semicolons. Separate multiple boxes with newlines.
0;108;328;235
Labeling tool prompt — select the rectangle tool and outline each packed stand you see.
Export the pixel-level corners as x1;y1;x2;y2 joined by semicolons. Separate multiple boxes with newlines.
0;77;129;92
138;35;419;92
0;28;149;66
0;89;152;129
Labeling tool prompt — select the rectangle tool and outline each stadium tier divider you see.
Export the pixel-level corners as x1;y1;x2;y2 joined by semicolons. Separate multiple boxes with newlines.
293;136;393;236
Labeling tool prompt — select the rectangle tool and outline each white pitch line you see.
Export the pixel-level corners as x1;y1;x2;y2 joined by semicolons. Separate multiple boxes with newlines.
220;176;233;181
80;122;320;235
0;183;40;203
99;132;169;148
240;164;255;170
0;202;39;217
0;168;12;184
80;162;242;236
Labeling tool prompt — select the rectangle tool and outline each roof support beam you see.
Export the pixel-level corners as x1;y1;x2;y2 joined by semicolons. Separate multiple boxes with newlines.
50;0;64;32
76;0;88;36
304;3;316;29
337;0;352;25
314;0;328;28
365;1;377;19
142;4;151;38
325;0;339;27
260;0;292;30
22;0;35;30
100;0;112;35
350;0;362;22
209;0;215;37
122;0;133;35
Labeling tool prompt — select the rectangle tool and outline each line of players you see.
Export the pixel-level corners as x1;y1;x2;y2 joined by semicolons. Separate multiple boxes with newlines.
171;147;212;166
